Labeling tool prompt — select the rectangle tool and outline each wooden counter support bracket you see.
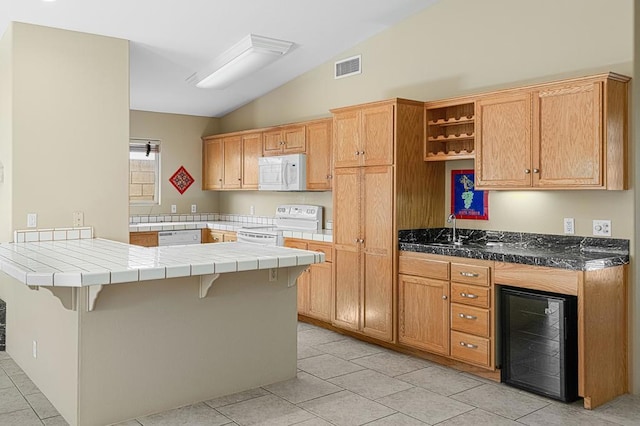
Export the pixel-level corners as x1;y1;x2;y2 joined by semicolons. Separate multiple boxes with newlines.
199;274;221;298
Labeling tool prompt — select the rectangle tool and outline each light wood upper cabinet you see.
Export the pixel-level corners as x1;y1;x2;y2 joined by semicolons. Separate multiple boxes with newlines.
222;135;242;189
534;81;602;187
263;125;306;155
333;104;394;168
306;119;333;190
242;132;262;190
475;73;629;190
202;138;223;190
475;92;533;188
361;104;394;166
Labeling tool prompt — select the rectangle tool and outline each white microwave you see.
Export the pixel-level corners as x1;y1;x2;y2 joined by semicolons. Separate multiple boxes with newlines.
258;154;307;191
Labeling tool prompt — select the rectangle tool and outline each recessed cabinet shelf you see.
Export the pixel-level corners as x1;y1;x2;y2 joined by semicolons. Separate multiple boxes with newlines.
425;101;475;161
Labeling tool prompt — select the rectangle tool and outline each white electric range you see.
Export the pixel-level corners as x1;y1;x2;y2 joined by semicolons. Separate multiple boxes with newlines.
236;205;323;246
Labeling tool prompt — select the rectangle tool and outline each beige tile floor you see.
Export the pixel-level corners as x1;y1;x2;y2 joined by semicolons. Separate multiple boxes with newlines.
0;322;639;425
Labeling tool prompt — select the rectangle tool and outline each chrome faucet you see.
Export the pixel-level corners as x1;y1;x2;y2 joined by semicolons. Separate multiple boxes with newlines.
447;214;460;245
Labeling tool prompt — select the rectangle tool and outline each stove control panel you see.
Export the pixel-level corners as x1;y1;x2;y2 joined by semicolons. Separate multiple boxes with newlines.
274;204;323;230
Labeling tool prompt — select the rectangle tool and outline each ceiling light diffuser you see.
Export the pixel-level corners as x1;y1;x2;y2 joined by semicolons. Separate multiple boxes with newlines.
195;34;293;90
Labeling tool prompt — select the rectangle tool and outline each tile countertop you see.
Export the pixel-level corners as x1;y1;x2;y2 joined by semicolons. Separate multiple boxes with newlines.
129;221;333;243
399;228;630;271
0;238;324;287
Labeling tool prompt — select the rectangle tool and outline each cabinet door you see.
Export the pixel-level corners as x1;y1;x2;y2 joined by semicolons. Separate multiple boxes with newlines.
129;232;158;247
222;232;237;242
223;136;242;189
210;231;224;243
306;120;333;190
202;138;223;190
282;125;306;153
361;166;394;341
242;132;262;189
398;274;450;355
534;81;603;187
263;130;283;155
332;168;361;331
333;110;361;168
475;93;532;188
308;262;332;321
361;104;394;166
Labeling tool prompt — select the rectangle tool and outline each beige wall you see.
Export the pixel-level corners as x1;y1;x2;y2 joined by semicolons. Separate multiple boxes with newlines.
129;110;221;216
0;25;12;242
218;0;636;390
11;23;130;242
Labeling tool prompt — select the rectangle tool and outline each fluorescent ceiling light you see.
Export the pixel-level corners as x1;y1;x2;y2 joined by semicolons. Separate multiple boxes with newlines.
196;34;293;90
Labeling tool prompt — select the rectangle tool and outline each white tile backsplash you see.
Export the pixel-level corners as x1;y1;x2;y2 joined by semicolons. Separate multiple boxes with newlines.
14;226;95;243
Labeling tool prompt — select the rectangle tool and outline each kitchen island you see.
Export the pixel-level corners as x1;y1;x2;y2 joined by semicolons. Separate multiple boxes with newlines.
0;235;323;425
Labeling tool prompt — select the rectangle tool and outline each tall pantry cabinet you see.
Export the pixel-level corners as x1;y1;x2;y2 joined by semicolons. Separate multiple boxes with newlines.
331;99;445;342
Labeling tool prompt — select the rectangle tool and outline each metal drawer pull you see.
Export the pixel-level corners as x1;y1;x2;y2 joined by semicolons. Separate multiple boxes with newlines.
459;271;479;277
460;341;478;349
459;313;477;320
460;292;478;299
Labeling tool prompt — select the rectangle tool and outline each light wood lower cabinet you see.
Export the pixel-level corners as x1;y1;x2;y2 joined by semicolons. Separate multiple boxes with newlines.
398;251;495;370
285;239;333;322
129;231;158;247
398;274;449;355
204;230;237;243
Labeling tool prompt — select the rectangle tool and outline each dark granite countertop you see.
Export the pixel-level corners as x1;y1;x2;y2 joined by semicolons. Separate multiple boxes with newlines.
399;228;629;271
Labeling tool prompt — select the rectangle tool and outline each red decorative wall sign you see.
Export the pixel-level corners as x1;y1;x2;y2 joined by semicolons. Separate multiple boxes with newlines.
169;166;194;194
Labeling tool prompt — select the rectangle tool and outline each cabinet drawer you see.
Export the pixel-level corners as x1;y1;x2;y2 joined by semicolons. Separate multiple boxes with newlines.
284;240;308;250
307;242;333;263
451;304;490;338
450;283;490;308
450;331;490;367
399;253;449;280
451;263;490;286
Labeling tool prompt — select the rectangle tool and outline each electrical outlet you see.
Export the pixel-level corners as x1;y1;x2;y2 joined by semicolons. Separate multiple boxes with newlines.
27;213;37;228
191;204;197;213
563;218;575;235
269;268;277;282
592;219;611;237
73;211;84;227
32;340;37;359
171;205;177;214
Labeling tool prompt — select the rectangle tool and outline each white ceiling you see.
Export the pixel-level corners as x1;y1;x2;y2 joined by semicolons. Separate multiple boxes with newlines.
1;0;439;117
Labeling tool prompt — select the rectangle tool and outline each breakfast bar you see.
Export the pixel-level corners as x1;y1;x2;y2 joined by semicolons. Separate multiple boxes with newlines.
0;235;323;425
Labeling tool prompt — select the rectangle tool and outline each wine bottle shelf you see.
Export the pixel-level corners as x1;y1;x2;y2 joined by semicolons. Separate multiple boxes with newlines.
425;150;475;161
424;101;476;162
428;115;475;127
428;133;475;142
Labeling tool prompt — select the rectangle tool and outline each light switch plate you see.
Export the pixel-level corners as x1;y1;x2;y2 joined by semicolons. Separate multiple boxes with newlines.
27;213;37;228
592;219;611;236
171;205;177;214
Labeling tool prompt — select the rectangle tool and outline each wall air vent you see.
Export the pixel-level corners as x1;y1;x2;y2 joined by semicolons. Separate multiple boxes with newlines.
334;55;361;79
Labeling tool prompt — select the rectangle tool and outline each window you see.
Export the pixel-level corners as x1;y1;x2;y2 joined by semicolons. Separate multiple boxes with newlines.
129;139;160;204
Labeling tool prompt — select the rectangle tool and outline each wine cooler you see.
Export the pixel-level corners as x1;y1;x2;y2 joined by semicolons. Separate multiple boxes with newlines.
500;286;578;402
